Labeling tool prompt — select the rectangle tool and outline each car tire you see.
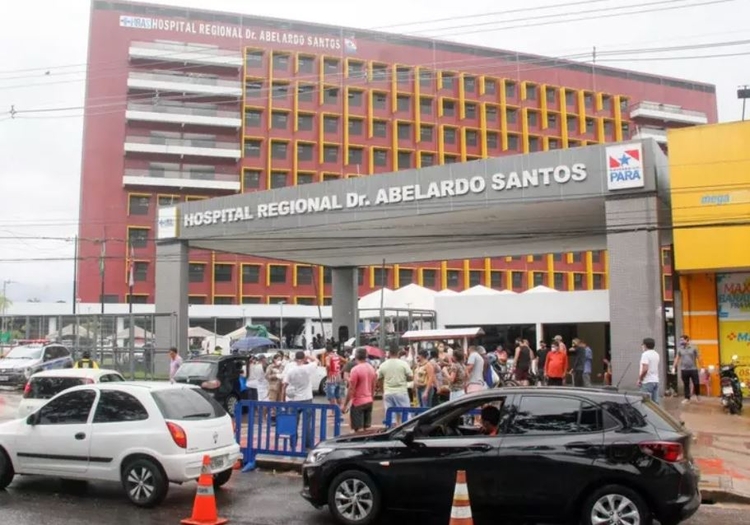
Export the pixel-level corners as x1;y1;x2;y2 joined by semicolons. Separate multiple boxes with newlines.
213;468;233;488
318;377;327;396
580;484;652;525
328;470;381;525
0;449;14;490
224;394;240;415
121;458;169;508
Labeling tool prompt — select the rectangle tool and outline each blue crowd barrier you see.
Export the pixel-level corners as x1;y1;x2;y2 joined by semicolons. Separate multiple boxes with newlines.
234;400;342;472
382;406;429;427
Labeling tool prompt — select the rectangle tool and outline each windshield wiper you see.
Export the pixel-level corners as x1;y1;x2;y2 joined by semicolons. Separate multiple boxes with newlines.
182;412;212;418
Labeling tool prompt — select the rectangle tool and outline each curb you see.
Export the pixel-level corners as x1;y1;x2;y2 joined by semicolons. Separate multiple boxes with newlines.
701;487;750;505
254;457;304;473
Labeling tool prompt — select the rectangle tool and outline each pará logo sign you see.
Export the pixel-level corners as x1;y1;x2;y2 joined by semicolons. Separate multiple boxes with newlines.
605;143;645;190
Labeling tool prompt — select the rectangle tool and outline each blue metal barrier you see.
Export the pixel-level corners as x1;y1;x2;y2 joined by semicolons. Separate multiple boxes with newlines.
234;400;342;472
383;406;429;427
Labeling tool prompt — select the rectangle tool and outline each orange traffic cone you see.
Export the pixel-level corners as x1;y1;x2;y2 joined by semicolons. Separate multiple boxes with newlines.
449;470;473;525
181;455;228;525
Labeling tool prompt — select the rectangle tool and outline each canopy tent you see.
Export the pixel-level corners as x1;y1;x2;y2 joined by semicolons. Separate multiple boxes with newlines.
224;324;280;342
188;326;214;338
358;288;396;310
115;326;153;340
524;285;558;294
460;285;502;296
391;283;437;310
436;289;459;296
46;324;93;339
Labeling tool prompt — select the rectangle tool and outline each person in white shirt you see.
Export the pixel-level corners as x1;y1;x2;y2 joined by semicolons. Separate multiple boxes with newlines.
281;351;320;450
637;337;661;403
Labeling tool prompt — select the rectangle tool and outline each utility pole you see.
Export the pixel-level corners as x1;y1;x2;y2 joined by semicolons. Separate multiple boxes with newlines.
98;232;107;363
1;279;14;334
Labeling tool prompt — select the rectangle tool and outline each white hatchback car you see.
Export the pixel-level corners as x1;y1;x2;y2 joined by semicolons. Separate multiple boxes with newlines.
18;368;125;418
0;383;242;507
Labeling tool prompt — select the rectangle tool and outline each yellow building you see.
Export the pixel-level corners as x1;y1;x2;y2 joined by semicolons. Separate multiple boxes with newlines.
669;120;750;394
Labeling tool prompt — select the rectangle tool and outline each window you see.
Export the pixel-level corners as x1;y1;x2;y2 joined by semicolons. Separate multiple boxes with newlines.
397;122;412;140
442;99;455;116
602;95;612;111
372;64;388;81
565;90;576;106
214;264;232;282
374;268;390;286
548;138;560;150
324;267;332;284
242;296;262;304
420;152;435;167
572;252;583;263
444;154;459;164
441;72;455;89
397;151;412;169
511;271;524;289
134;261;148;282
487;131;499;149
573;273;585;290
592;251;602;263
322;173;339;182
296;297;315;305
297;172;314;185
469;271;482;287
567;116;578;133
584;92;594;109
396;67;410;84
586;118;595;133
528;111;538;127
297;142;314;161
621;123;630;137
509;396;590;435
271;111;288;130
245;80;262;98
399;268;414;286
546;87;556;103
270;171;288;188
508;135;519;151
323;87;339;104
529;136;540;152
214;297;234;305
554;272;565;290
298;83;315;102
37;390;95;425
507;108;518;123
243;169;261;190
422;269;437;287
158;195;178;207
593;274;604;290
298;55;315;73
244;139;262;158
465;102;477;119
245;50;262;68
271;141;288;160
604;120;614;137
348;89;363;107
94;391;148;423
553;253;563;262
188;296;206;305
348;147;364;165
374;149;388;166
347;61;364;78
662;249;672;267
533;273;545;287
569;139;581;148
245;108;262;128
324;145;339;163
525;84;537;100
373;120;387;137
323;115;339;133
419;97;432;115
297;266;313;285
664;275;673;292
324;57;339;74
128;228;148;249
373;92;387;109
420;125;434;142
297;113;313;131
129;195;149;216
505;81;517;98
397;94;411;112
466;130;478;146
269;265;288;284
487;105;498;122
490;271;503;289
444;127;457;144
271;82;289;99
189;263;205;283
446;270;460;287
242;265;260;283
419;69;433;87
271;52;290;71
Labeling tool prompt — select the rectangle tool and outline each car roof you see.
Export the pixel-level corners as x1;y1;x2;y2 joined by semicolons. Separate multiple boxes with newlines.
62;381;201;393
30;368;121;379
473;385;645;403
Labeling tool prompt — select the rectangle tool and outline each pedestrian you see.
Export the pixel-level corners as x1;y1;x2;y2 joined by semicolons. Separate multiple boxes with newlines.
281;351;320;449
445;348;468;401
581;340;593;387
265;353;284;402
377;347;413;415
344;347;377;433
324;342;344;409
465;345;487;394
675;334;701;403
74;349;100;369
513;339;534;385
544;342;568;386
569;338;586;387
168;347;182;383
535;341;549;385
638;337;661;403
413;349;436;408
141;343;153;379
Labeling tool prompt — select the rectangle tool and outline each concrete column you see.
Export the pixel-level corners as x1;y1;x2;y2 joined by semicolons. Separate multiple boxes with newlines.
332;267;358;347
116;317;125;335
304;318;313;351
155;241;189;376
606;195;666;391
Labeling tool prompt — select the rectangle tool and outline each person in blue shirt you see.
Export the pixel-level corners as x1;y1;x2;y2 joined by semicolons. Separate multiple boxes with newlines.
582;341;594;387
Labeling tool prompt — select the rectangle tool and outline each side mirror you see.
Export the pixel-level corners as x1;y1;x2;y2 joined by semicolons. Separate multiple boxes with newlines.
398;429;415;446
26;413;38;426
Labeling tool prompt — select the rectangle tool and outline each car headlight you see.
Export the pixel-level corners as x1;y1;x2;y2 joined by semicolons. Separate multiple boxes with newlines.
305;447;333;465
23;367;33;378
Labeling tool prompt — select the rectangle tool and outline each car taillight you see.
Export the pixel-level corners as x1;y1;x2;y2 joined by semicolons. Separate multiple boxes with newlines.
22;382;31;398
201;380;220;390
640;441;684;463
166;422;187;449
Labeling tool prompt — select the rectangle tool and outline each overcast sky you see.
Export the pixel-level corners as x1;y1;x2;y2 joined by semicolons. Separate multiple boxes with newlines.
0;0;747;302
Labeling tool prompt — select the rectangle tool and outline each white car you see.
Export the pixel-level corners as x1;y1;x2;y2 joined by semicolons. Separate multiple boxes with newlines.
18;368;125;418
0;383;242;507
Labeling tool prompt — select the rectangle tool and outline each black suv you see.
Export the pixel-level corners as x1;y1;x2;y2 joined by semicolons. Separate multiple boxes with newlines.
172;354;250;413
302;387;700;525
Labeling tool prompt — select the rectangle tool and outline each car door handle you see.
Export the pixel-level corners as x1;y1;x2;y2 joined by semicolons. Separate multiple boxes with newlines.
469;443;493;452
74;432;86;440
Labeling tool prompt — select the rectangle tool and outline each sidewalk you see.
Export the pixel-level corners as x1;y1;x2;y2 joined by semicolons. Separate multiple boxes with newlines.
664;396;750;504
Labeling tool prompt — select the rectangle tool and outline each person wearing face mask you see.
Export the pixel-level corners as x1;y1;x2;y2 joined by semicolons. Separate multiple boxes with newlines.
265;352;285;402
544;342;568;386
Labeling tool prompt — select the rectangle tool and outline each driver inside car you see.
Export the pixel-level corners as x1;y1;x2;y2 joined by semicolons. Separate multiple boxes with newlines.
479;405;501;436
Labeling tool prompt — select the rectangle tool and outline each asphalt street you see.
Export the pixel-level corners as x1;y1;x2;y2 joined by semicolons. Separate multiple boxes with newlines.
0;389;748;525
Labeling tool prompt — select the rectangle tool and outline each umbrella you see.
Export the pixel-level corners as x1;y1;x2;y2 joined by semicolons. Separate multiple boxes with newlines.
356;345;385;360
230;336;276;352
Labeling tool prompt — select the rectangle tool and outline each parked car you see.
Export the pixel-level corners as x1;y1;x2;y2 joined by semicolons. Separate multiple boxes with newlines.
173;354;252;413
18;368;125;418
302;387;701;525
0;383;241;507
0;342;73;388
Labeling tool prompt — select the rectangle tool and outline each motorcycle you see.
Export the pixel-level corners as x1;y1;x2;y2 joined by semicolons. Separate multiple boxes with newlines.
720;354;745;415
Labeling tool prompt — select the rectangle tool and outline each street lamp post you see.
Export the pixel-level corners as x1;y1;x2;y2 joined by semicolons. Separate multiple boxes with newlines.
279;301;285;349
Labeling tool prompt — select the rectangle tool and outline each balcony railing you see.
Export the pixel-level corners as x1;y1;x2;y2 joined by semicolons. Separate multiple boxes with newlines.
123;168;240;190
629;101;708;125
125;102;241;127
127;71;242;95
124;135;241;160
126;102;240;119
129;41;242;68
633;126;668;143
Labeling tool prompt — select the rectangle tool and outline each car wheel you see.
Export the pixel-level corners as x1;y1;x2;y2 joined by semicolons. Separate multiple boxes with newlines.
0;449;14;490
225;394;239;415
328;470;381;525
319;377;327;396
213;468;233;488
121;458;168;508
580;484;651;525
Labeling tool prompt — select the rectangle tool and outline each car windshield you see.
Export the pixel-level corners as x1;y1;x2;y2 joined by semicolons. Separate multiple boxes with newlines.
173;361;216;379
152;387;225;420
27;377;86;399
5;345;43;360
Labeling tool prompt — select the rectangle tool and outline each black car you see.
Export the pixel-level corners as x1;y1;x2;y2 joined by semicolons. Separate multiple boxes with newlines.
302;387;700;525
172;354;251;413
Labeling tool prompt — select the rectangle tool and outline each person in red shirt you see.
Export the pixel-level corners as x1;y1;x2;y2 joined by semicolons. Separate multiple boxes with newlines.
544;342;569;386
324;343;344;409
344;347;377;433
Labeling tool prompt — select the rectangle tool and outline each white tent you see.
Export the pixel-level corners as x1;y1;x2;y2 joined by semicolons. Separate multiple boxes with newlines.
224;325;280;342
188;326;214;338
47;324;93;339
358;288;396;310
497;289;518;295
115;326;154;340
391;283;437;310
436;289;459;296
524;285;558;294
460;285;502;296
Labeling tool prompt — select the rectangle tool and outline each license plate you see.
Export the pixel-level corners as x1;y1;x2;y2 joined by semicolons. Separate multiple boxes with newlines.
722;386;734;395
0;376;8;381
210;455;226;470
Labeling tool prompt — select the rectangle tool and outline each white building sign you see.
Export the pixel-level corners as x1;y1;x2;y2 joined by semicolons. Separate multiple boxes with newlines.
606;143;645;190
157;206;179;240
